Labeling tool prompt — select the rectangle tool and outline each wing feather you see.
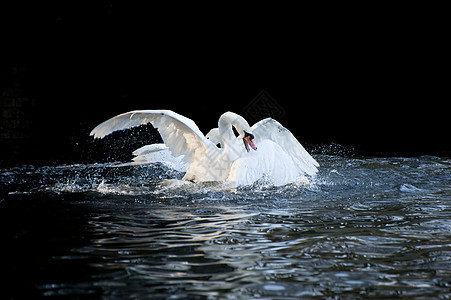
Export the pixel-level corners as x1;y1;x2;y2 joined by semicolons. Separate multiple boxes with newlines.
251;118;319;176
90;110;216;163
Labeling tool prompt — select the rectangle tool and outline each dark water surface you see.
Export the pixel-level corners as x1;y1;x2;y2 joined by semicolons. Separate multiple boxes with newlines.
1;155;450;299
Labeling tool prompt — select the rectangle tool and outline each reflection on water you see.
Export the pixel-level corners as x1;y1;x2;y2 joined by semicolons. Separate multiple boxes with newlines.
1;155;450;298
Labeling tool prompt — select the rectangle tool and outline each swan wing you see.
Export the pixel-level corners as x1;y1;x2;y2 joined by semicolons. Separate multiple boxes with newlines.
251;118;319;176
90;110;216;163
131;144;189;171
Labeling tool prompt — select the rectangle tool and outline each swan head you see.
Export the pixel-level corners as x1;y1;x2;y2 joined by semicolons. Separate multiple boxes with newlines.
243;130;257;152
219;111;257;152
206;128;222;148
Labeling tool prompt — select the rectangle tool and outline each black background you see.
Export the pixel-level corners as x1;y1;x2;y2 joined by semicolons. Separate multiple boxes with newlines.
1;2;448;165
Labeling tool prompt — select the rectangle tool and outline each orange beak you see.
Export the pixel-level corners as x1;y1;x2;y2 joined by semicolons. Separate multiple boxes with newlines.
243;133;257;152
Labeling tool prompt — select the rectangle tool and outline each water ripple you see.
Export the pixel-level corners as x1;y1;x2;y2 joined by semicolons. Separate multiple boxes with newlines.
1;155;450;298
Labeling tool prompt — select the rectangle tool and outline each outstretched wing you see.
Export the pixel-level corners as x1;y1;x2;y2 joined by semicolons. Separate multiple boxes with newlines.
251;118;319;176
90;110;216;163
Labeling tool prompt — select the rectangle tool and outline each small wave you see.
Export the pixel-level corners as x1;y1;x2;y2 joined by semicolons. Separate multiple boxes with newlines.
93;180;153;195
399;183;422;193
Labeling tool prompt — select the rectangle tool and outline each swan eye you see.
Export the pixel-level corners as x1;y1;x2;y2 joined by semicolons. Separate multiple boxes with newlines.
243;131;254;139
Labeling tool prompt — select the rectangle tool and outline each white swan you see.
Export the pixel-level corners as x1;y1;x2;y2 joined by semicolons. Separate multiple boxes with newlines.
90;110;319;186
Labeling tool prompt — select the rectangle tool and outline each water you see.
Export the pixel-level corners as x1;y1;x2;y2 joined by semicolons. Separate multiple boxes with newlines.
1;155;450;299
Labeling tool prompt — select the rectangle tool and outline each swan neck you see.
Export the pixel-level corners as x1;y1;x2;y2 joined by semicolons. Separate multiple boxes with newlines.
218;117;234;148
218;112;246;153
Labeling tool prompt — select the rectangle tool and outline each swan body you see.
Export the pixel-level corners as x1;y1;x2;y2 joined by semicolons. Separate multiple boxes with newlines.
90;110;319;187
